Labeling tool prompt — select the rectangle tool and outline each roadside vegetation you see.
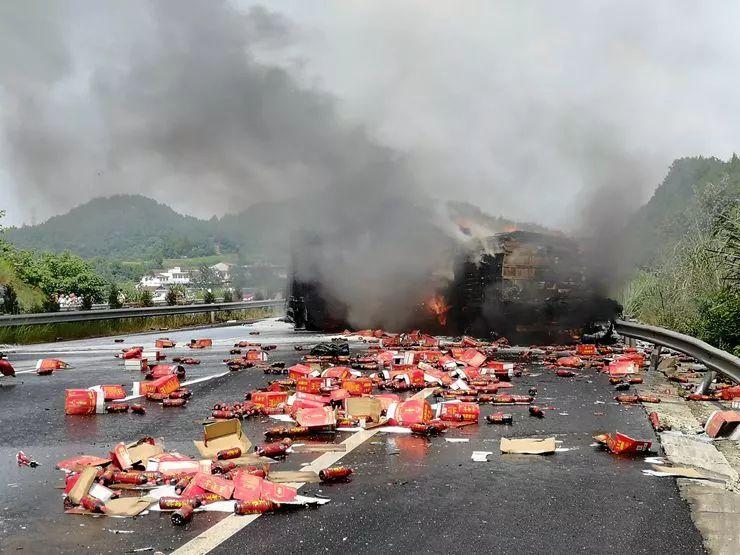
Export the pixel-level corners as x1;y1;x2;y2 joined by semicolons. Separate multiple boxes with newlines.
0;306;275;345
621;156;739;354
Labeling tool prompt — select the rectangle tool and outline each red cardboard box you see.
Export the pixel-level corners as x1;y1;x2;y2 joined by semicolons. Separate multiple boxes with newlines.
322;366;352;380
193;472;234;499
154;375;180;395
65;389;98;415
604;432;651;455
556;356;583;368
342;378;374;396
329;388;351;402
296;377;323;394
457;348;487;367
719;386;740;401
294;392;331;405
155;339;176;348
390;367;425;387
245;349;267;362
100;384;126;401
288;363;318;380
122;347;143;359
439;402;480;422
704;410;740;438
295;406;336;429
608;359;639;377
260;480;297;503
232;471;262;501
576;344;597;356
149;364;183;379
190;339;213;349
392;399;433;426
252;391;289;408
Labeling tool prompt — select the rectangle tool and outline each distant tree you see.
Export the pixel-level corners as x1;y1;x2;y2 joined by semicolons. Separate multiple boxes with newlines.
165;288;178;306
222;289;234;303
81;294;94;310
203;290;216;304
43;293;60;313
1;284;20;314
139;289;154;307
108;284;123;309
194;265;221;289
253;289;266;301
230;264;247;290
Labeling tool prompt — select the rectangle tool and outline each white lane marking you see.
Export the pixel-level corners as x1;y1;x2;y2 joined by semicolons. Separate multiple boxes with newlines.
170;388;435;555
121;372;230;401
171;429;378;555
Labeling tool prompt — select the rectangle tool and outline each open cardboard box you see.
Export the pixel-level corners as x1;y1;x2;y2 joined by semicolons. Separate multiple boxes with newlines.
194;419;252;459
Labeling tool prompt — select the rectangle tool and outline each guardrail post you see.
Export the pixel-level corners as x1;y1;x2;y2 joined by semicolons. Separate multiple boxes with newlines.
694;370;716;395
650;345;662;372
210;310;216;324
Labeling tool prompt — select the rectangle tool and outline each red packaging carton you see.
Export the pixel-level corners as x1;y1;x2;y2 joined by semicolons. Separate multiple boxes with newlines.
603;432;651;455
439;402;480;422
391;399;433;426
193;472;234;499
252;391;289;408
296;377;323;394
295;406;336;429
342;378;374;396
65;389;99;415
322;366;352;380
100;384;127;401
288;364;318;380
576;344;597;356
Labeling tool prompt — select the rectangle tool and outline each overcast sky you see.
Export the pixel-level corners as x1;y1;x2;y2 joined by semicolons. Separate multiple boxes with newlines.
1;1;738;230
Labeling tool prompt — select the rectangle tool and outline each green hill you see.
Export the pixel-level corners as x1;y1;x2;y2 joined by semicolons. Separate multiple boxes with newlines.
5;194;546;265
625;155;739;268
5;195;236;260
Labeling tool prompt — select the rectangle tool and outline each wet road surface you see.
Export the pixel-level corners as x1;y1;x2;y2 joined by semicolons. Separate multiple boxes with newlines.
0;320;704;554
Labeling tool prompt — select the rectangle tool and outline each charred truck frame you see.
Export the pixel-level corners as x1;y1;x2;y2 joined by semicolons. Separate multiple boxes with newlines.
287;230;620;343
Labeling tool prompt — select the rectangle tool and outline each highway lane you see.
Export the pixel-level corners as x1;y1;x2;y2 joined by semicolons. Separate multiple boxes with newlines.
0;320;704;554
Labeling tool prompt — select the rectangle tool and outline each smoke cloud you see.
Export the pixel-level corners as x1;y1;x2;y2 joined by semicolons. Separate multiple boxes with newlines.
1;1;739;327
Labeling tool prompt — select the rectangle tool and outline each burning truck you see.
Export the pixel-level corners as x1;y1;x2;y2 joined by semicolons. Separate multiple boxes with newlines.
287;230;620;343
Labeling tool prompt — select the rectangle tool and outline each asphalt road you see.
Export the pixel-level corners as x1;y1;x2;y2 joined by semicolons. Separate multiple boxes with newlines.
0;320;705;554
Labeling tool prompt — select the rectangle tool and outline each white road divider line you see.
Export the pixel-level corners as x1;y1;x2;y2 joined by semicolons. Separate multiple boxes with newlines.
122;372;230;401
170;388;435;555
171;429;378;555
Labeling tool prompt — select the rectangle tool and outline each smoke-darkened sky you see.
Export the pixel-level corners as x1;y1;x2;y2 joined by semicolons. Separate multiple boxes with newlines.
1;1;738;229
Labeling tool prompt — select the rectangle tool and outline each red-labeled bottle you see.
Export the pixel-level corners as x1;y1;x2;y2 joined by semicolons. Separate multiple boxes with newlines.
80;495;106;513
106;403;129;413
234;499;277;515
163;398;186;407
486;412;513;424
112;471;147;485
528;406;544;418
319;467;353;483
216;447;242;460
171;504;194;526
174;476;192;495
255;443;288;459
159;497;198;510
131;404;146;415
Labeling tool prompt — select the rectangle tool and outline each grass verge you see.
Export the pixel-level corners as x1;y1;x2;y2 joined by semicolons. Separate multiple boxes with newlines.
0;307;275;345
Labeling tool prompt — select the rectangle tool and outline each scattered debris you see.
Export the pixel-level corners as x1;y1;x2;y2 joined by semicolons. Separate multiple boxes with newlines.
500;437;556;455
16;451;39;468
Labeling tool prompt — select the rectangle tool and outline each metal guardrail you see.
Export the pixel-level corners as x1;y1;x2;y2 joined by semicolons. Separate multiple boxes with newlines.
0;300;284;327
615;319;740;385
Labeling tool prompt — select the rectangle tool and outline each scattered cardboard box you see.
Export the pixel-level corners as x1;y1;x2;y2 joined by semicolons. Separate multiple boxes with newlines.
500;437;556;455
194;419;252;459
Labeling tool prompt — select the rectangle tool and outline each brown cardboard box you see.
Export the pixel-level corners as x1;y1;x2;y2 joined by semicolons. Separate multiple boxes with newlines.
194;419;252;459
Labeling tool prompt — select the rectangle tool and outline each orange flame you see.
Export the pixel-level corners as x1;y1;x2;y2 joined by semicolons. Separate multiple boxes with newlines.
427;294;451;326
